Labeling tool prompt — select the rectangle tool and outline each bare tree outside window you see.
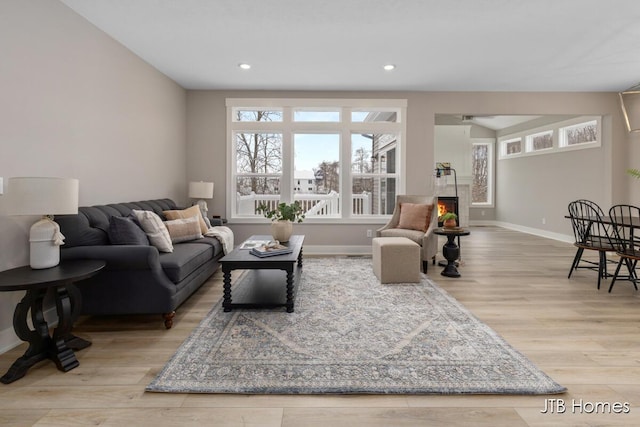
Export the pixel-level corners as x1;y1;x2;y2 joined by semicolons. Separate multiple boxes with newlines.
506;139;521;155
472;144;489;204
530;131;553;151
315;161;340;193
564;121;597;145
235;112;283;196
228;101;405;219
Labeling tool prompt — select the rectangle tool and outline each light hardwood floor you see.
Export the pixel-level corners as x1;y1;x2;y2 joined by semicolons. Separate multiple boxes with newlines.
2;226;640;426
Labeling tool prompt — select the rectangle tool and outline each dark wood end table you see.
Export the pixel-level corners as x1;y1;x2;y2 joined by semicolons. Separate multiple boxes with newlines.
434;228;471;278
220;235;304;313
0;259;106;384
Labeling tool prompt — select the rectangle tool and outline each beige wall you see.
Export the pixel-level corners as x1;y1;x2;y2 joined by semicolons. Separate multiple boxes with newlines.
0;0;186;349
186;90;629;244
629;132;640;201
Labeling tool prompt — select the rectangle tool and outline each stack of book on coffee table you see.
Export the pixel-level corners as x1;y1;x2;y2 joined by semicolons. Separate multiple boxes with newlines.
249;242;293;258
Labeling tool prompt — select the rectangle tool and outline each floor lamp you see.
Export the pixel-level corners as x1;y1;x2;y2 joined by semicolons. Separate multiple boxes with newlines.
434;165;461;265
435;165;458;206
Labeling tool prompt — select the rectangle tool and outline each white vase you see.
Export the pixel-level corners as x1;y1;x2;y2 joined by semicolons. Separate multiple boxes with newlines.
270;220;293;242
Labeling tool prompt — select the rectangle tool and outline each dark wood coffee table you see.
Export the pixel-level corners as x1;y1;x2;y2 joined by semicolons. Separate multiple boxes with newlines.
220;235;304;313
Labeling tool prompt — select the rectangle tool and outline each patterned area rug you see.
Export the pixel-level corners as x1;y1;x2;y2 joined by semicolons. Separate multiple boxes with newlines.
147;258;565;394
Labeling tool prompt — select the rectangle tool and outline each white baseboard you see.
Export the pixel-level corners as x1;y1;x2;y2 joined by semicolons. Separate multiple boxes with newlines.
489;221;573;244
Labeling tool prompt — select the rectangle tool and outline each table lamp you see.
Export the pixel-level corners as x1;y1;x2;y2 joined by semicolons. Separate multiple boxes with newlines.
8;177;79;269
188;181;214;218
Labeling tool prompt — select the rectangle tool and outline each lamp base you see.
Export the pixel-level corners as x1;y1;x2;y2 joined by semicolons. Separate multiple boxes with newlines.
29;218;62;269
195;199;209;219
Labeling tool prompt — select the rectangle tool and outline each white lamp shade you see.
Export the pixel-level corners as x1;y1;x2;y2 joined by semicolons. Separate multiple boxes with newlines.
188;181;214;199
8;177;79;216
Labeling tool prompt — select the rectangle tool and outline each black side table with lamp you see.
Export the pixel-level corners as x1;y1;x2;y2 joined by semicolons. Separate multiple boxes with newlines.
1;177;105;383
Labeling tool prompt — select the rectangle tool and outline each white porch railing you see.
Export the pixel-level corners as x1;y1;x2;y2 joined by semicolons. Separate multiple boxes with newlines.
237;191;371;216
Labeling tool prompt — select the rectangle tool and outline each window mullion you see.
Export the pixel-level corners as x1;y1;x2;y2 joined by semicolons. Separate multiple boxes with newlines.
341;112;352;219
280;107;293;203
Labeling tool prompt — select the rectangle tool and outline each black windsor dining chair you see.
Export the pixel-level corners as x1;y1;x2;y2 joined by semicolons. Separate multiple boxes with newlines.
606;204;640;293
567;200;617;289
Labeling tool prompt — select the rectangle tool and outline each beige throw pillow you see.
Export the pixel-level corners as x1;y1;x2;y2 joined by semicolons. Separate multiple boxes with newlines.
163;205;209;235
397;203;432;232
131;209;174;253
164;215;204;243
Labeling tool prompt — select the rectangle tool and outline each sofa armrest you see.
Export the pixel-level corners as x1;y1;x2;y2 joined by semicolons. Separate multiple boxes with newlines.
61;245;160;269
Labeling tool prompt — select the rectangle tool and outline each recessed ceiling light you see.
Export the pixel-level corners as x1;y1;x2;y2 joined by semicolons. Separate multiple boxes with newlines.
238;63;251;70
383;64;396;71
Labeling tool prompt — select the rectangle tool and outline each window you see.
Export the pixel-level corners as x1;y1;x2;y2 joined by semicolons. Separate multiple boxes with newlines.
351;111;398;123
559;119;598;147
234;109;283;122
234;132;283;214
503;138;522;156
472;141;493;206
351;133;397;215
294;133;340;216
499;116;601;160
227;98;407;222
527;130;553;152
293;109;340;122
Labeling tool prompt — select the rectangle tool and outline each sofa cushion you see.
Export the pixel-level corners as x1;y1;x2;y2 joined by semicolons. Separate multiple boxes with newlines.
107;216;149;245
56;199;179;248
164;215;203;243
397;203;432;232
132;209;174;253
379;227;425;246
160;242;213;283
164;205;209;235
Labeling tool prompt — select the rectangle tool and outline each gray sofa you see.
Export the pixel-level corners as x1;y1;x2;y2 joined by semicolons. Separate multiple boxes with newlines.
56;199;224;328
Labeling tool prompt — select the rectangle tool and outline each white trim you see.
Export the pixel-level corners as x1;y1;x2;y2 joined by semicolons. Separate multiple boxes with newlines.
489;221;574;243
226;98;408;109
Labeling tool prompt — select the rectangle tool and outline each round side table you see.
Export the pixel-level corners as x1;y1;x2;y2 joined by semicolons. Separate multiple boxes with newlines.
434;228;471;277
0;259;106;384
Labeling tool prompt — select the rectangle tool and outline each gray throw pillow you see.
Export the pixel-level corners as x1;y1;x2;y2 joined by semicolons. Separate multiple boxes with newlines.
107;216;150;245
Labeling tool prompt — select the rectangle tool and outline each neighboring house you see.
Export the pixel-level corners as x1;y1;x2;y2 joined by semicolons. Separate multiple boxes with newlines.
293;170;316;193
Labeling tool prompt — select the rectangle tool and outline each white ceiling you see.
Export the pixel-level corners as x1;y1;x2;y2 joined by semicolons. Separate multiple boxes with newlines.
60;0;640;92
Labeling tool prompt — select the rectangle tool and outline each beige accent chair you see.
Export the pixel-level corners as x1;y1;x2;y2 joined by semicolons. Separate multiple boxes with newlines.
376;195;439;272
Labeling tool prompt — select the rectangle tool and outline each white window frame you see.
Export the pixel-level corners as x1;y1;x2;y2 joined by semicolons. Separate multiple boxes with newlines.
226;98;407;223
499;116;601;160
